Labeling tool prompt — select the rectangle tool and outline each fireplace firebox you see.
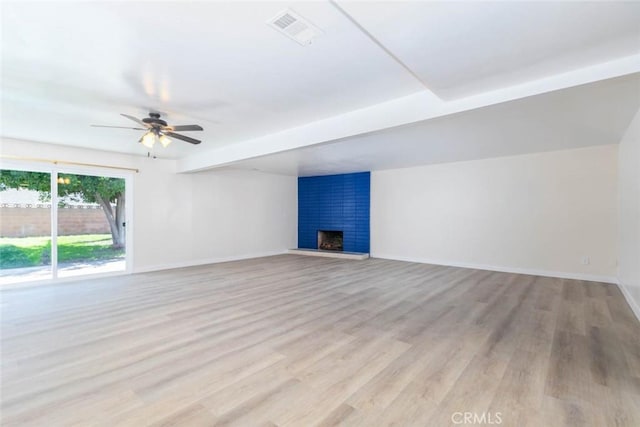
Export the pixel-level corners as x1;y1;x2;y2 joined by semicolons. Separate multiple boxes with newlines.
317;230;343;251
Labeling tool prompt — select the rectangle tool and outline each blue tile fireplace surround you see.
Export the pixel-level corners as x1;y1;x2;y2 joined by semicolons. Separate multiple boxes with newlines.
298;172;370;253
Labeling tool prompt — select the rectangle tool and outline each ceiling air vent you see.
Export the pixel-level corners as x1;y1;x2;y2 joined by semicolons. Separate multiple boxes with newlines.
267;9;322;46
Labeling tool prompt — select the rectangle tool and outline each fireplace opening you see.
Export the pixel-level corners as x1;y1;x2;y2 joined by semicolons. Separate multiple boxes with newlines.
318;230;343;251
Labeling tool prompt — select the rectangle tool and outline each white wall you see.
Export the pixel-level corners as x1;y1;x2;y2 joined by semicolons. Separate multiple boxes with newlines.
618;109;640;319
0;138;297;273
137;167;298;272
371;145;618;281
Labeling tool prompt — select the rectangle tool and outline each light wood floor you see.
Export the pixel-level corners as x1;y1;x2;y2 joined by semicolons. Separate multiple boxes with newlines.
1;255;639;427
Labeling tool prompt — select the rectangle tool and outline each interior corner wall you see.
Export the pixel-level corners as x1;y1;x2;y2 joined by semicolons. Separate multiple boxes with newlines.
371;145;618;282
184;168;297;268
0;139;297;275
618;108;640;320
132;165;297;272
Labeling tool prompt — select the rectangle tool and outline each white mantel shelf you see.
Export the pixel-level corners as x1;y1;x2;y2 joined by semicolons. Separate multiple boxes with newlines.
288;249;369;260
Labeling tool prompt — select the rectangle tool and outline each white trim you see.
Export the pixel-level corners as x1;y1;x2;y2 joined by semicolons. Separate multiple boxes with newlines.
371;253;618;284
618;280;640;322
51;171;58;279
133;251;288;274
124;173;134;275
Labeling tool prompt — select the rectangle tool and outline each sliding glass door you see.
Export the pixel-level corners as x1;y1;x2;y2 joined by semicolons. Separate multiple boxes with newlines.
0;165;131;284
56;172;127;278
0;170;53;284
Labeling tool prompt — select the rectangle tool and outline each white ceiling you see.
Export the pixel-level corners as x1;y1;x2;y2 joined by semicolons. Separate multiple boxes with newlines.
225;74;640;176
340;1;640;99
2;1;640;172
1;1;421;157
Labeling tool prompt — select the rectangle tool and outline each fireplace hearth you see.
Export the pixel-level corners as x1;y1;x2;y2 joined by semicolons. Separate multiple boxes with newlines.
318;230;343;251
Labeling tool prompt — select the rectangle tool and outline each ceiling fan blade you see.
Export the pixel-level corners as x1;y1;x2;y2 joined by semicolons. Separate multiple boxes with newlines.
121;113;150;128
165;124;204;132
165;132;201;145
91;125;146;130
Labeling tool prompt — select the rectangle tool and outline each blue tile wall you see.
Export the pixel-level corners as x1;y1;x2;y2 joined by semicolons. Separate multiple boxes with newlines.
298;172;370;253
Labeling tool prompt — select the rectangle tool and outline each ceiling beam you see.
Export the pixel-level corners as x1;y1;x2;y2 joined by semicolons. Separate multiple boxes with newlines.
177;54;640;173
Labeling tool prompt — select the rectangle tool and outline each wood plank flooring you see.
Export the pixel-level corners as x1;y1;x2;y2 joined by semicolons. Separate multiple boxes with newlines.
1;255;639;426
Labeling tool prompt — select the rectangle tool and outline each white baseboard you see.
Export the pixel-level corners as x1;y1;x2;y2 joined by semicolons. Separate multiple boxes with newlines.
133;250;287;274
371;253;618;284
618;280;640;323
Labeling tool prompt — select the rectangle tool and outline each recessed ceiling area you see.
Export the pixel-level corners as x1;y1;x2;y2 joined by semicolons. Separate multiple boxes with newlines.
1;1;639;172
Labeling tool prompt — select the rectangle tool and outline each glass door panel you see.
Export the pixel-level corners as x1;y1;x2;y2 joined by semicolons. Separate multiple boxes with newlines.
56;172;126;278
0;169;53;284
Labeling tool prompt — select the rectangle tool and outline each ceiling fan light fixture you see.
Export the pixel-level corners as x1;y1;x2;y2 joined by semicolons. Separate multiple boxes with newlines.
159;134;171;148
140;131;157;148
95;112;203;148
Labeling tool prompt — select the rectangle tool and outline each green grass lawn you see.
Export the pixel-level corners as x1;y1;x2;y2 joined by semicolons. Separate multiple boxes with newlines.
0;234;124;269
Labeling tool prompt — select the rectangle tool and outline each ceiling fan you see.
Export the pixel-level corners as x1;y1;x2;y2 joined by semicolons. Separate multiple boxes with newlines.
91;112;203;148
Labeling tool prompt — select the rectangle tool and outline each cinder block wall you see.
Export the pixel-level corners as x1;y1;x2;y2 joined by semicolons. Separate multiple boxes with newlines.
0;207;110;237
